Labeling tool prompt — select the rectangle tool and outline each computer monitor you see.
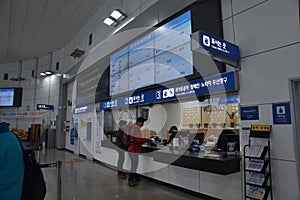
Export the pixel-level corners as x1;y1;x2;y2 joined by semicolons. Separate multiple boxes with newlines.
218;134;240;152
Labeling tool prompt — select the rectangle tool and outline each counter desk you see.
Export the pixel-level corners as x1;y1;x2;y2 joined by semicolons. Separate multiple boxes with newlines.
152;147;240;175
99;140;242;199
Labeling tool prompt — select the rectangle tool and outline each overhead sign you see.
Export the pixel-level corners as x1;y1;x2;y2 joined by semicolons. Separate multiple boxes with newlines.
272;102;291;124
74;105;92;114
37;104;54;110
100;71;237;110
200;31;240;61
241;106;259;121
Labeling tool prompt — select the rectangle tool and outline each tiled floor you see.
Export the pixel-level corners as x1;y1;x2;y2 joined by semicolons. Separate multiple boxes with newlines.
38;149;210;200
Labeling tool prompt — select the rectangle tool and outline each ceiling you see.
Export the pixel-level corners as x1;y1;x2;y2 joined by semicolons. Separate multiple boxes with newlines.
0;0;106;64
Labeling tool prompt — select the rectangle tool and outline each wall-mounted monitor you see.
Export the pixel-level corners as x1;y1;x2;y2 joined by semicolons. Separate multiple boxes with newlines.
109;10;193;96
0;88;23;107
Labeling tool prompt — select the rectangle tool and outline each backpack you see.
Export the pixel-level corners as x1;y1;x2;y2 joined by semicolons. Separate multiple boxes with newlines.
14;134;46;200
122;130;131;149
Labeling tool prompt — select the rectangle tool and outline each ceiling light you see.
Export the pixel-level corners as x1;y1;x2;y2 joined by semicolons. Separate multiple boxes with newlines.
45;71;53;75
103;17;118;26
110;9;127;21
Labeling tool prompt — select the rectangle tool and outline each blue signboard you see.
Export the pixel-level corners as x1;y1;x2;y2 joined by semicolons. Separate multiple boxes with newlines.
200;31;240;61
37;104;54;110
241;106;259;121
100;71;237;110
74;105;92;114
272;102;291;124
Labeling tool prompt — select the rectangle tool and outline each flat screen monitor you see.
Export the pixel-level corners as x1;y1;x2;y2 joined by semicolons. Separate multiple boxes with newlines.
0;88;22;107
109;10;193;96
218;134;240;152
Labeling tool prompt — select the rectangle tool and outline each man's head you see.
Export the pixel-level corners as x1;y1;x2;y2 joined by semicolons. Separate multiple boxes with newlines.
119;120;127;127
136;117;146;127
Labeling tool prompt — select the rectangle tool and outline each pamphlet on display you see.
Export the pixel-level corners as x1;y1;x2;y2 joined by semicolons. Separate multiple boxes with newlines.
246;159;264;172
246;145;265;158
247;172;265;186
246;185;265;199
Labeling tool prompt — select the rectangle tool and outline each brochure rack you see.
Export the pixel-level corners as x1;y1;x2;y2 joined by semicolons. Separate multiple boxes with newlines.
243;124;272;200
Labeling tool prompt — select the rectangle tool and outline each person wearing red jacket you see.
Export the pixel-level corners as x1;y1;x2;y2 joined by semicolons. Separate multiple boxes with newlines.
125;117;150;186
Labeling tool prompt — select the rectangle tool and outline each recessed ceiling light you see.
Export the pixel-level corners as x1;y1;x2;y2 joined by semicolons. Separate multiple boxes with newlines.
110;9;126;21
103;17;118;26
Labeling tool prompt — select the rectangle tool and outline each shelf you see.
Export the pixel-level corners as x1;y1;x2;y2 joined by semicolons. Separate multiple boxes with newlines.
246;173;270;188
244;124;272;200
245;146;268;160
245;159;269;173
246;186;270;200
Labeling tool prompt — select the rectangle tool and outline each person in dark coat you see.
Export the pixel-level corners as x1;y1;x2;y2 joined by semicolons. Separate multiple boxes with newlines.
116;120;128;178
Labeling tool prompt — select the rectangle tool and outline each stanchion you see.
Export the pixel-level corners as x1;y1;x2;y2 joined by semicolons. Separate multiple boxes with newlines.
40;160;62;200
57;161;62;200
25;146;41;163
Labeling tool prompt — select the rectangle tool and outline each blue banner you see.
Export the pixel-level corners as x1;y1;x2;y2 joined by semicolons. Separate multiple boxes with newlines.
200;31;240;61
100;71;237;110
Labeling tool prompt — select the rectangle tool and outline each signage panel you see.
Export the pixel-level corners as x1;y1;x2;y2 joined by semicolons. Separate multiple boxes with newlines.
200;31;240;61
74;105;92;114
241;106;259;121
272;102;291;124
100;71;237;110
37;104;54;110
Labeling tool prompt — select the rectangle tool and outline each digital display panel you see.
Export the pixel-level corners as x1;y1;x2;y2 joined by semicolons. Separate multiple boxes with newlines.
109;10;192;96
0;88;14;106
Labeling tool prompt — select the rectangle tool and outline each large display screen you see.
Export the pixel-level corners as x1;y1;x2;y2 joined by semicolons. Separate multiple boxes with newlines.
0;88;22;107
0;88;14;106
110;10;192;96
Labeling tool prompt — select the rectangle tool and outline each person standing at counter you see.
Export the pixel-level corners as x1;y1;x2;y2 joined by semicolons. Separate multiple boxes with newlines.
126;117;150;186
116;120;128;178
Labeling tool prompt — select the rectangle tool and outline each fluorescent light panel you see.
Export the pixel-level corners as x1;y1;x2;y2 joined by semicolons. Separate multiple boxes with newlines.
110;9;126;21
103;17;118;26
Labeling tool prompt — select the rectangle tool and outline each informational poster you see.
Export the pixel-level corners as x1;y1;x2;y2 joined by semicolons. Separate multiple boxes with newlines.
94;111;103;154
272;102;291;124
241;106;259;121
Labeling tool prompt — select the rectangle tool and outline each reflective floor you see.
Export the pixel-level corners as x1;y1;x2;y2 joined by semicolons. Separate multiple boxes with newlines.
38;149;210;200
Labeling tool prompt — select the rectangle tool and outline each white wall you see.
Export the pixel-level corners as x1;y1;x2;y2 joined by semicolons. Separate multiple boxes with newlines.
222;0;300;199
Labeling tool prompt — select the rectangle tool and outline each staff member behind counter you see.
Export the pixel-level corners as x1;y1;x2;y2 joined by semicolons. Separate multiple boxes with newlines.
162;126;178;146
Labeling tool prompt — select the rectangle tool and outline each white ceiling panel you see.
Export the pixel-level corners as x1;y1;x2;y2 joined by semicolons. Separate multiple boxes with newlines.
0;0;107;64
0;0;10;61
7;0;30;61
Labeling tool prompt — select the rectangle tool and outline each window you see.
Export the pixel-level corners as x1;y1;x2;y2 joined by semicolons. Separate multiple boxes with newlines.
88;33;93;46
56;62;60;70
4;73;8;80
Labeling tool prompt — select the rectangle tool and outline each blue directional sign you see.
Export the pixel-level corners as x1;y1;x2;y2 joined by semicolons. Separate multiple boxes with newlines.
37;104;54;110
241;106;259;121
272;102;291;124
200;31;240;61
74;105;92;114
99;71;237;110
